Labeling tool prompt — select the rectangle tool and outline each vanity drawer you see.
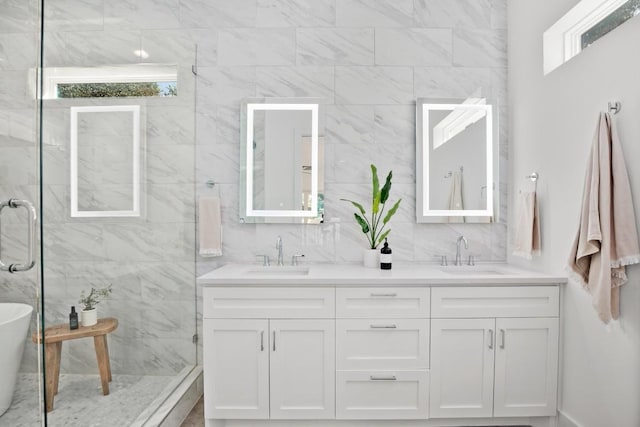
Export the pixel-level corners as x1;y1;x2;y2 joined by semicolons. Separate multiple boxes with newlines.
336;319;429;370
203;287;335;318
431;286;559;318
336;370;429;420
336;288;430;318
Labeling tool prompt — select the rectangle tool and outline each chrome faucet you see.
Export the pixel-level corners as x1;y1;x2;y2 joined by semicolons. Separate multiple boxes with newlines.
455;235;468;266
276;236;284;266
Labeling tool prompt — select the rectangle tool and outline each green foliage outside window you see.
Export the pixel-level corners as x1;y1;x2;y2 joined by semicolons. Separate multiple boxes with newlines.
57;81;177;98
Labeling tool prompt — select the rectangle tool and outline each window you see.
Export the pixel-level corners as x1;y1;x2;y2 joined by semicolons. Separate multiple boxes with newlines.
42;65;178;99
543;0;639;75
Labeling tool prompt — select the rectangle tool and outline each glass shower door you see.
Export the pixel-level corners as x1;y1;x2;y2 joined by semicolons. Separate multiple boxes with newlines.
37;0;199;425
0;0;46;424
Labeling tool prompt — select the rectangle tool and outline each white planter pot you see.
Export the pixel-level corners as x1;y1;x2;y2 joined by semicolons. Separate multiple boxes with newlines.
363;249;379;268
80;308;97;327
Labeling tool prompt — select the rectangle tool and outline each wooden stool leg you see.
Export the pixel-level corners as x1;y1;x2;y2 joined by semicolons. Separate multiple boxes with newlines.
44;342;61;412
104;335;112;382
53;342;62;394
93;335;110;395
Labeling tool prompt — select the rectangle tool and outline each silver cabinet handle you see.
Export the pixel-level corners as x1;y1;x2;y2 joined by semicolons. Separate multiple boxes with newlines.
370;324;397;329
260;330;264;351
488;329;494;350
500;329;505;349
370;293;397;297
0;199;37;273
370;375;397;381
272;330;276;351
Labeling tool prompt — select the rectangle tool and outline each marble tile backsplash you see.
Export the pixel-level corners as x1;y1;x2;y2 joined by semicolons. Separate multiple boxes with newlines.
0;0;508;376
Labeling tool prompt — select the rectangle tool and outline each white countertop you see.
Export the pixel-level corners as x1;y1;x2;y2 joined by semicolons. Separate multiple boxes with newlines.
197;263;567;287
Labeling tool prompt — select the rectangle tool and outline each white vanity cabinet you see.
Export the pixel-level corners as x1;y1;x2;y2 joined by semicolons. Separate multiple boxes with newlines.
430;286;560;419
198;264;566;427
203;288;335;420
335;288;430;420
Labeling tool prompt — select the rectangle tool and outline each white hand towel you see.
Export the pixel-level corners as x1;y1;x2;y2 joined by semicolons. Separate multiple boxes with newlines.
447;171;464;223
199;196;222;257
567;113;640;323
512;191;541;259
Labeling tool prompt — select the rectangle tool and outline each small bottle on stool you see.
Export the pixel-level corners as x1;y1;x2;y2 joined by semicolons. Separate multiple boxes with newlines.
69;306;79;330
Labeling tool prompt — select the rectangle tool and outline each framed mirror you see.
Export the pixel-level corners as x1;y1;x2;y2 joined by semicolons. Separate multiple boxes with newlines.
240;98;324;224
70;105;144;218
416;98;498;223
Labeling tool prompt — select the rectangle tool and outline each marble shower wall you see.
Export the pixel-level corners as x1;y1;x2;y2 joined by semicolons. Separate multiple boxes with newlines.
196;0;508;275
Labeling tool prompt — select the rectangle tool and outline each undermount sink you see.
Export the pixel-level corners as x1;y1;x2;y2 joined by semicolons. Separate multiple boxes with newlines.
245;266;310;276
439;266;505;275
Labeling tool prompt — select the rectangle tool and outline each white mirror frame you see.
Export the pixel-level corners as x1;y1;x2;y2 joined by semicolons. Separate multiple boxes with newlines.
70;105;142;218
244;102;319;218
416;100;496;223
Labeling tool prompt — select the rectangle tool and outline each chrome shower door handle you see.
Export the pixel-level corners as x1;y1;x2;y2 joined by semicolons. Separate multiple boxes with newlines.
0;199;37;273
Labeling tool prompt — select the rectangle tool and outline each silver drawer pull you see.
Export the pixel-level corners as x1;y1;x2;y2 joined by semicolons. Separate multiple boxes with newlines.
488;329;494;350
370;324;397;329
500;329;505;349
370;375;397;381
370;293;397;297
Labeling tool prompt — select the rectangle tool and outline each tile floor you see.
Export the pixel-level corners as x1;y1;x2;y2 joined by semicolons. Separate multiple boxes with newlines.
180;396;203;427
0;373;175;427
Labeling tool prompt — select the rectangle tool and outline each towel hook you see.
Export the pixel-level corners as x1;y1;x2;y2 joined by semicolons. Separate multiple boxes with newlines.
525;172;539;192
205;180;215;188
608;101;621;115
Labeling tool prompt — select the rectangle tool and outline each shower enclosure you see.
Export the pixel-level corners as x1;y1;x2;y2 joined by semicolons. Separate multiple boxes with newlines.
0;1;199;425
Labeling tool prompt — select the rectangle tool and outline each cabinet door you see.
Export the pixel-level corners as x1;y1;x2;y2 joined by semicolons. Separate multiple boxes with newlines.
270;319;335;419
430;318;495;418
203;319;269;419
494;317;559;417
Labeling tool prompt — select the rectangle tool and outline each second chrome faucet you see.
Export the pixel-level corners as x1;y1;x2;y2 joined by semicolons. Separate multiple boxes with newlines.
455;235;469;266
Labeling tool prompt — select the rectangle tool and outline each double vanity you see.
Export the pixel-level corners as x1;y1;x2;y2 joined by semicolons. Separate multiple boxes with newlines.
198;264;566;427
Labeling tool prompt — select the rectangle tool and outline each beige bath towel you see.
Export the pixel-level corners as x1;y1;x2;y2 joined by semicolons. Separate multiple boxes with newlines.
199;196;223;257
567;113;640;323
447;171;464;223
513;191;541;259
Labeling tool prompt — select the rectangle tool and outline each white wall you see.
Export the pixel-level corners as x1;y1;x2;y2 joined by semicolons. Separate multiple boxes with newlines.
508;2;640;427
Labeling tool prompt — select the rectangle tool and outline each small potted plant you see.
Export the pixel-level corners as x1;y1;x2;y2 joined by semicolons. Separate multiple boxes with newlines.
342;164;402;267
78;284;112;327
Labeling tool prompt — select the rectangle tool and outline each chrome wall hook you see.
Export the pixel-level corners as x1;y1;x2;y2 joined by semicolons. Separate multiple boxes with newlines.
608;101;621;115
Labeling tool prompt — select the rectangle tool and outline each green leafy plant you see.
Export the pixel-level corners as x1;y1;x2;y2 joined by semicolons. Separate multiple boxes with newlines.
341;164;402;249
79;284;113;311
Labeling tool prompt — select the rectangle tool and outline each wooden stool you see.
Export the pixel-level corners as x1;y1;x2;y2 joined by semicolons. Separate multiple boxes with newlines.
32;317;118;412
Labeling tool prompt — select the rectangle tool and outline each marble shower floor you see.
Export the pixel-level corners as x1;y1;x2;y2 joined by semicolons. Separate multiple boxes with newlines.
0;373;175;427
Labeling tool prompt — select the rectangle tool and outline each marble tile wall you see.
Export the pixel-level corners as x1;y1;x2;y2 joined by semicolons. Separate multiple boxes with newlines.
1;0;508;375
196;0;508;270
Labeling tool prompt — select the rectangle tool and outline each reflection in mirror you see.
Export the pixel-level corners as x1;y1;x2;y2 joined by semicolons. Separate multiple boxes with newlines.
416;98;497;223
70;105;144;217
544;0;640;74
240;99;324;224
